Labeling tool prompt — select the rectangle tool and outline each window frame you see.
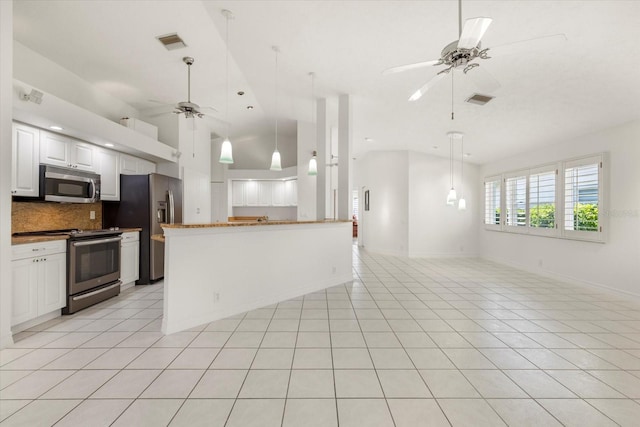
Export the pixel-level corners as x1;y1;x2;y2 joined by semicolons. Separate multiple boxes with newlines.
483;175;502;231
561;154;605;243
483;152;606;243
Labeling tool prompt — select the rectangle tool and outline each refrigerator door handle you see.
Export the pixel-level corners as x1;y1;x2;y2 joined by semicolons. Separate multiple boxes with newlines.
168;189;175;224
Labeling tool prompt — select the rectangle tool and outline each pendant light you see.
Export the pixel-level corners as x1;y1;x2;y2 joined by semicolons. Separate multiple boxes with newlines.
219;9;234;164
270;46;282;171
308;72;318;176
446;131;460;205
458;133;467;211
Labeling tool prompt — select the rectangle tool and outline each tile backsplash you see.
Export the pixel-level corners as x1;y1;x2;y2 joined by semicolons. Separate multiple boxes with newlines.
12;201;103;233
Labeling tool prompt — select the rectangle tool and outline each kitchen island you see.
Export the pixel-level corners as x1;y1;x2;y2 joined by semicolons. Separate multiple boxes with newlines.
160;220;353;334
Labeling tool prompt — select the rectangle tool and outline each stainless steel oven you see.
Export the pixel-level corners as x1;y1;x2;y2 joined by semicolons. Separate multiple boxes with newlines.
63;230;122;314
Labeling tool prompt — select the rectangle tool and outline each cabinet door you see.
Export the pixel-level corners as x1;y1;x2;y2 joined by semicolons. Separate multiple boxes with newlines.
257;181;272;206
285;180;298;206
11;123;40;197
97;150;120;201
271;181;285;206
40;131;70;168
231;181;245;207
70;141;96;172
121;241;140;285
120;153;138;175
11;258;38;325
38;253;66;315
244;181;259;206
137;159;156;174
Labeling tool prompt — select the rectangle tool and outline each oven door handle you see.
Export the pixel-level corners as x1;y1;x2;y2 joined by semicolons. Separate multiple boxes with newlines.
72;282;121;301
72;236;123;247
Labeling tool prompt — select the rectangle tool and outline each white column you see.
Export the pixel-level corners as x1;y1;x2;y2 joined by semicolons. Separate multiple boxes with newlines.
338;95;352;220
297;121;317;220
0;0;14;348
316;98;327;220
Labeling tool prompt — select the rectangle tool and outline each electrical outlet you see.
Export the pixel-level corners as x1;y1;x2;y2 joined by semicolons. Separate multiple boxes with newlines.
90;210;96;220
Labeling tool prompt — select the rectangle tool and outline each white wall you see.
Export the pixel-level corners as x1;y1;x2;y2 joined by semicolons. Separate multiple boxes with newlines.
356;151;409;256
479;120;640;295
408;151;480;257
0;0;14;349
228;131;297;170
14;42;139;122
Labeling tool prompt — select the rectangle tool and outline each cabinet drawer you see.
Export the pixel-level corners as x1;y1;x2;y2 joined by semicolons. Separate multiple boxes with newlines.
121;231;140;243
12;240;66;261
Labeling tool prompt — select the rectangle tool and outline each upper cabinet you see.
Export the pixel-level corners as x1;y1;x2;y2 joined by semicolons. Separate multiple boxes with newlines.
40;131;97;172
11;123;40;197
120;153;156;175
96;149;120;201
11;122;157;201
231;179;297;207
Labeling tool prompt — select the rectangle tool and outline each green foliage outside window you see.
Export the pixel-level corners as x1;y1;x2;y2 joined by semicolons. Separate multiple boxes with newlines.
495;204;598;231
530;204;555;228
574;203;598;231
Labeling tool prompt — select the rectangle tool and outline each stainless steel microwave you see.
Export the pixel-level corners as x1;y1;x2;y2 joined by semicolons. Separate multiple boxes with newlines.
39;164;101;203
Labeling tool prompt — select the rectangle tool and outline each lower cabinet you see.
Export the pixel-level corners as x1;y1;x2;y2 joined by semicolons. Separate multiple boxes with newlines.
120;231;140;288
11;241;66;326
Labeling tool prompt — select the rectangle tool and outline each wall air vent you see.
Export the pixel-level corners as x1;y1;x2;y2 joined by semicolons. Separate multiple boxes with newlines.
466;93;494;105
156;33;187;50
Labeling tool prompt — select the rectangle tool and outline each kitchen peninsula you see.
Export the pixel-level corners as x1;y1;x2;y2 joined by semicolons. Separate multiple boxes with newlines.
160;220;353;334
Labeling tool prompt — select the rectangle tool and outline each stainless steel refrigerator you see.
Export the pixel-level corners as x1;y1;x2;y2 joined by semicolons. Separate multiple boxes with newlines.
103;173;182;284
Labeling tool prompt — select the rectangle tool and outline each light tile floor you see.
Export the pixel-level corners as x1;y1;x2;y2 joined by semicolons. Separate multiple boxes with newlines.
2;246;640;426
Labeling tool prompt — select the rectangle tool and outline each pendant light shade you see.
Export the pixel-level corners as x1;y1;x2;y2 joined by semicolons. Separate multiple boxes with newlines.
219;138;233;164
270;149;282;171
458;197;467;210
447;188;458;205
219;9;234;164
308;151;318;176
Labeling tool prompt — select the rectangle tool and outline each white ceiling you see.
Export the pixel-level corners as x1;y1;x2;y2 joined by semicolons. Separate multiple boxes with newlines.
13;0;640;165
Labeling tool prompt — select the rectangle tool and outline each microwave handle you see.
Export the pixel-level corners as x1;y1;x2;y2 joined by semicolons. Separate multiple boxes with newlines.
89;178;97;201
167;190;175;224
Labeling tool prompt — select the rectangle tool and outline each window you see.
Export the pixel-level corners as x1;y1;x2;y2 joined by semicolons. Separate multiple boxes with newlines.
505;174;527;228
484;177;501;228
529;168;556;231
564;156;602;238
483;153;605;243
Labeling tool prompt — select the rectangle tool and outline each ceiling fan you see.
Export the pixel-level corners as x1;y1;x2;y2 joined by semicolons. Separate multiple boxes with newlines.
383;0;566;101
146;56;227;128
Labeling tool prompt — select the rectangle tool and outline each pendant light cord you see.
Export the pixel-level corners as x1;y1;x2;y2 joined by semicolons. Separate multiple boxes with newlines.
274;48;279;151
460;136;464;197
451;71;454;121
225;12;230;138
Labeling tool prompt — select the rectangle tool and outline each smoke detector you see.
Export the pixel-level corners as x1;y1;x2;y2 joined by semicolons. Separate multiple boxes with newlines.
466;93;494;105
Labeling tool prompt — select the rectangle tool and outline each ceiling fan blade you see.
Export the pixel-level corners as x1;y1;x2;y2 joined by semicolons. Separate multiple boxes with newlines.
467;66;501;93
382;59;441;75
201;106;219;113
488;33;567;57
409;73;447;101
457;17;493;49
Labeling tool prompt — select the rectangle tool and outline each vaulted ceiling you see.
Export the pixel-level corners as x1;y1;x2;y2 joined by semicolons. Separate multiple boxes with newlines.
13;0;640;165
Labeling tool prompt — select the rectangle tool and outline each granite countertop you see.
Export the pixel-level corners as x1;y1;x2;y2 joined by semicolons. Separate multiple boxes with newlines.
161;220;351;229
151;234;165;243
12;227;143;245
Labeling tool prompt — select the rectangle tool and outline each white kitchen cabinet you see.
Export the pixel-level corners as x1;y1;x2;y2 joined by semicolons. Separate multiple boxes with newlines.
40;131;97;171
96;149;120;201
257;181;272;206
11;240;66;326
11;123;40;197
120;231;140;289
120;153;156;175
271;181;286;206
232;181;245;207
244;181;259;206
285;179;297;206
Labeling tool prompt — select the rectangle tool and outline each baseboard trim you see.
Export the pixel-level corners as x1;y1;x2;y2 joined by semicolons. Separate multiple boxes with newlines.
481;255;640;300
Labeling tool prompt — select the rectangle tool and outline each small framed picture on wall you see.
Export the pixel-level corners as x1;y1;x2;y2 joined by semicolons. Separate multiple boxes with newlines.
364;190;370;211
